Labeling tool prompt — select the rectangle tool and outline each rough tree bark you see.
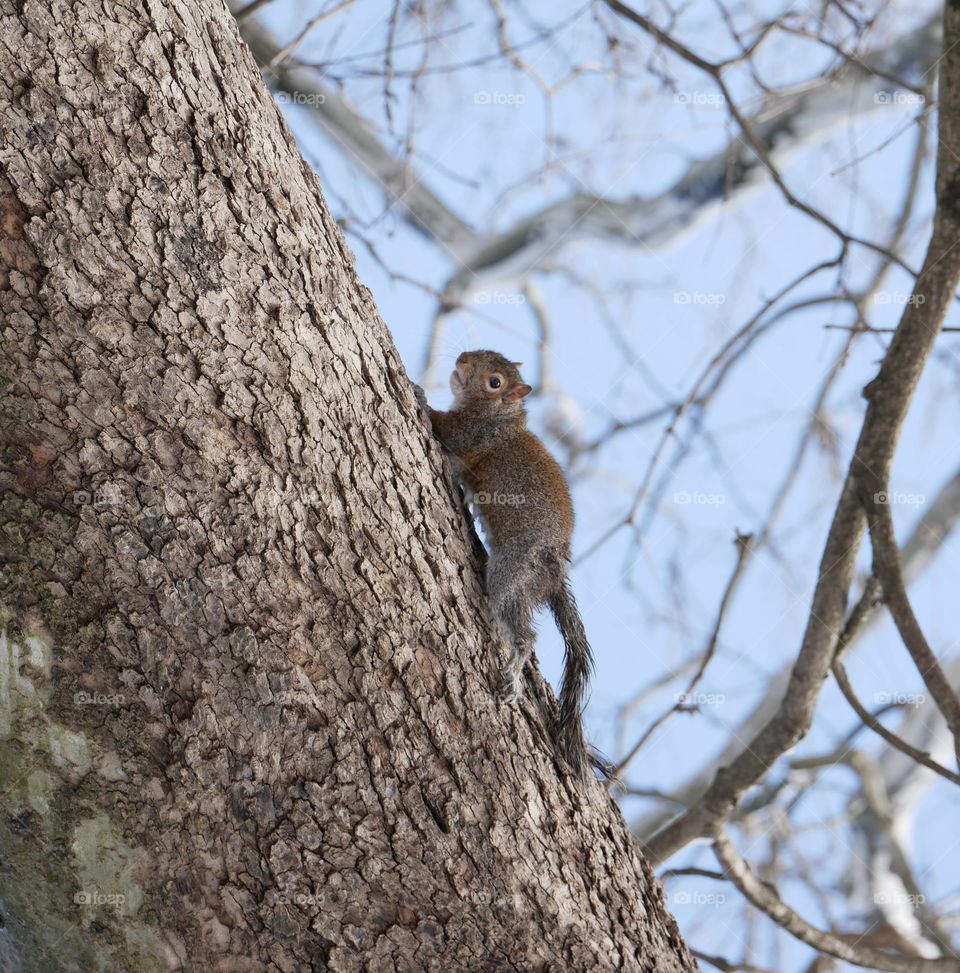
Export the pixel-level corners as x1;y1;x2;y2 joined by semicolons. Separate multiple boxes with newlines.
0;1;696;971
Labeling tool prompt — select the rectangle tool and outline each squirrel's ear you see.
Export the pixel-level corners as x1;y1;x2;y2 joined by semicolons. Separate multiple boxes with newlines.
505;383;532;401
511;361;523;368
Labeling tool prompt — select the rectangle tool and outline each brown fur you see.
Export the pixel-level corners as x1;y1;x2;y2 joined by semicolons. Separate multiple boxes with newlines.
416;351;598;779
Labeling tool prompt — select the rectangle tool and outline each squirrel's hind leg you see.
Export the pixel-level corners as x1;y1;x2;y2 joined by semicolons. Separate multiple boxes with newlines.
486;551;537;702
495;598;534;701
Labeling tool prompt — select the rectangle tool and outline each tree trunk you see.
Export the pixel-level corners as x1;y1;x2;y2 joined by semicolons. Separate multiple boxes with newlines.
0;1;696;970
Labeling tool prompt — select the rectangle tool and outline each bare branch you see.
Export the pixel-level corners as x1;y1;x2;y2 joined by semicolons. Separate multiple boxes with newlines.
263;0;357;71
237;16;480;257
641;0;960;864
713;830;960;973
832;661;960;786
615;532;753;775
692;950;778;973
858;486;960;764
634;460;960;843
235;7;940;310
601;0;924;271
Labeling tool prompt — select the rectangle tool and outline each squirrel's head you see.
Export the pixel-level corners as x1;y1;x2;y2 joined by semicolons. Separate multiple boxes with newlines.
450;350;532;414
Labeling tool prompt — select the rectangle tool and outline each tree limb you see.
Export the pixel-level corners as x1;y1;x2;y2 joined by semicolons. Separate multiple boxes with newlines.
235;8;939;307
713;830;960;973
857;485;960;765
641;0;960;866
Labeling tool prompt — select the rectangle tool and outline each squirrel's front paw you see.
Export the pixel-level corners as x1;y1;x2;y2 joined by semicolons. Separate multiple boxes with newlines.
497;668;522;703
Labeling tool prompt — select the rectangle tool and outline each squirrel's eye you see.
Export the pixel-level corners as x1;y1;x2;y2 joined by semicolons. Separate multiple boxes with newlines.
488;376;502;390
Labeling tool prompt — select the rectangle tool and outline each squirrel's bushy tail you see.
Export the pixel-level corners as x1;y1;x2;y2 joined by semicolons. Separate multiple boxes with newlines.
548;576;595;779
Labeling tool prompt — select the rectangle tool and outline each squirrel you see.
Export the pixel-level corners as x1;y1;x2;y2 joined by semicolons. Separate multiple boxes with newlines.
414;350;599;779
